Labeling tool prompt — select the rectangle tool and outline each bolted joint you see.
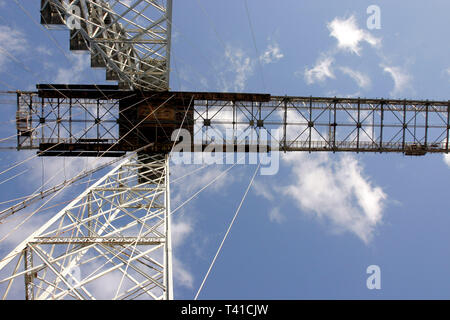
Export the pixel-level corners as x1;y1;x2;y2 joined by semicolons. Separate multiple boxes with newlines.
203;119;211;127
257;120;264;128
308;121;314;128
25;274;32;284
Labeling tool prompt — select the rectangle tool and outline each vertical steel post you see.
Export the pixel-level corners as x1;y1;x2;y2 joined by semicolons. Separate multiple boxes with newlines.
24;247;33;300
164;154;173;300
446;101;450;152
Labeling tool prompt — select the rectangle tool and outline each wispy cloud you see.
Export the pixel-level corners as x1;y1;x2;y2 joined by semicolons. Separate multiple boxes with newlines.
252;180;275;201
259;41;284;65
218;38;284;92
300;14;382;89
381;64;412;97
303;55;335;85
327;15;380;55
268;207;285;224
444;154;450;168
172;219;194;288
445;67;450;78
0;25;28;69
36;46;53;56
339;66;371;89
173;257;194;289
218;45;254;92
54;53;91;83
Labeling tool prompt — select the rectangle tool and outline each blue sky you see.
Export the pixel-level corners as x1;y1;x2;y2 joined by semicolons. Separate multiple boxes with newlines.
0;0;450;299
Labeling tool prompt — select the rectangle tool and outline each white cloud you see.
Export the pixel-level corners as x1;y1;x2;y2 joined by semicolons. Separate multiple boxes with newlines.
301;15;382;89
54;53;91;83
253;152;387;243
172;220;193;248
219;45;254;92
280;153;386;243
339;66;371;89
327;15;380;55
171;219;194;289
252;180;274;201
260;41;284;65
173;257;194;289
445;68;450;78
303;55;335;84
0;25;28;69
218;38;283;92
444;154;450;168
268;207;285;224
36;46;53;56
381;64;412;97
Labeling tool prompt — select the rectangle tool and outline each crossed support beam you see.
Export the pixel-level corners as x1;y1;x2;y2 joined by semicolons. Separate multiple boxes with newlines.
12;87;450;156
40;0;173;90
0;153;173;300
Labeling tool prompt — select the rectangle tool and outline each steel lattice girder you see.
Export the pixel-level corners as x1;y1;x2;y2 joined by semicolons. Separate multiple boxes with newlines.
40;0;173;90
12;87;450;156
0;153;173;300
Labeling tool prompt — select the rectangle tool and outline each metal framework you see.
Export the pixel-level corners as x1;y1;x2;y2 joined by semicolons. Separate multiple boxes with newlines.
0;156;125;223
12;86;450;156
0;153;173;300
40;0;173;90
0;0;447;301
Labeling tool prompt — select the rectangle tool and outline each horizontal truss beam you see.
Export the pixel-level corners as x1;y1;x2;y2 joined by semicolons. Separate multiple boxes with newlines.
11;87;450;156
31;237;164;245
